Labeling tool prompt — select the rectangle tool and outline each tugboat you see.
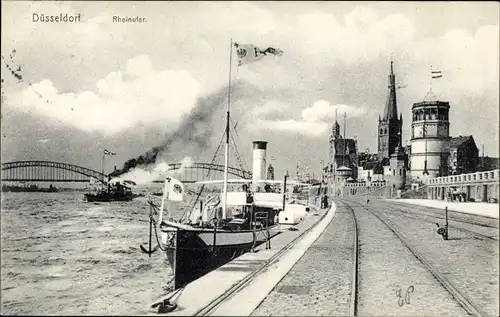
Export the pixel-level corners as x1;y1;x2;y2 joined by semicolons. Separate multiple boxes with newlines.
85;149;139;202
85;178;138;202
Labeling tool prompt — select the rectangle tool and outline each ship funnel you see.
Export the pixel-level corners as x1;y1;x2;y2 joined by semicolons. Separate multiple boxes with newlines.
252;141;268;190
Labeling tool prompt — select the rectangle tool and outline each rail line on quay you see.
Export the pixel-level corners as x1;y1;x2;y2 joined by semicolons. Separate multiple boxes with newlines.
348;201;359;317
375;202;498;242
334;200;360;317
194;205;332;316
382;200;499;228
341;199;486;317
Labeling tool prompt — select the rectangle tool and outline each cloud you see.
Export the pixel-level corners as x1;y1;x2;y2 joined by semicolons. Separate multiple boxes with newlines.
289;8;415;65
250;100;291;120
302;100;366;122
248;100;366;137
413;25;499;95
253;119;328;137
7;55;200;135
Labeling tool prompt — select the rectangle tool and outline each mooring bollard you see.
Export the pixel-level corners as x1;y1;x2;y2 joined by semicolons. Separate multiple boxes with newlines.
436;206;449;240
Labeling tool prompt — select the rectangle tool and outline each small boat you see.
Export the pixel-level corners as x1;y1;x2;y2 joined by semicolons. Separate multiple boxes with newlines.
84;191;136;202
85;178;138;202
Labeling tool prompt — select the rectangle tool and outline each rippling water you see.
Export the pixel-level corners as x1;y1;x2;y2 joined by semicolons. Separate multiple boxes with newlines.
1;192;187;315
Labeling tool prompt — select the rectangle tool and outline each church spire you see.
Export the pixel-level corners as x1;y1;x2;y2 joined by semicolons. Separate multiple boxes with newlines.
331;108;340;139
382;60;398;121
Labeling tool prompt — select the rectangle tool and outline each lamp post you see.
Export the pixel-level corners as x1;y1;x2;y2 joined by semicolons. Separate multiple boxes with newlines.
282;170;289;213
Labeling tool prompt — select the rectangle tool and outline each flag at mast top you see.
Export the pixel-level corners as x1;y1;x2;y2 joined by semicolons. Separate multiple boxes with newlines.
234;43;283;66
431;69;443;79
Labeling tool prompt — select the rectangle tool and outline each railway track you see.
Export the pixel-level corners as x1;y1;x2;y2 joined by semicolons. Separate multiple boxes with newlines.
347;201;359;317
193;205;331;316
377;200;499;229
164;199;493;316
341;199;486;317
374;203;498;242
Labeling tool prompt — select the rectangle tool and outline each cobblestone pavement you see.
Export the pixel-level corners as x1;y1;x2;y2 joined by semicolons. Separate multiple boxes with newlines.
370;200;499;317
251;208;355;316
251;200;497;316
352;201;469;316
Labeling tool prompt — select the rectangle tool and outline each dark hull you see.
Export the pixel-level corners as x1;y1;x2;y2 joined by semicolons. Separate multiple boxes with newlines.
84;192;136;202
166;228;279;289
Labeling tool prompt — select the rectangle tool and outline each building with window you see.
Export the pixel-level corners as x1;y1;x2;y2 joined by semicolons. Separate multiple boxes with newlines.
448;135;478;175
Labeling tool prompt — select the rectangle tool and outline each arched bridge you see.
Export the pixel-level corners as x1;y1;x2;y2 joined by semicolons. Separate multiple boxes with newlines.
1;161;252;183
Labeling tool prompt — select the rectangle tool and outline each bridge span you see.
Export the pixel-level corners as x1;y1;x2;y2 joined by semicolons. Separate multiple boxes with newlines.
1;161;252;184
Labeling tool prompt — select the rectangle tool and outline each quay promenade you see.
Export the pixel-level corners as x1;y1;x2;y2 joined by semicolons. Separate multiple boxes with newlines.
386;198;499;219
252;198;498;316
149;198;498;316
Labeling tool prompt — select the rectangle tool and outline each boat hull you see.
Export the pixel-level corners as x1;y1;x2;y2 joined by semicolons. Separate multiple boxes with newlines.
84;193;136;202
164;227;280;289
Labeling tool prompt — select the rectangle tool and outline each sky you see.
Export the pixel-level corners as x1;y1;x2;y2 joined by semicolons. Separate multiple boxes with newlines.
1;1;499;181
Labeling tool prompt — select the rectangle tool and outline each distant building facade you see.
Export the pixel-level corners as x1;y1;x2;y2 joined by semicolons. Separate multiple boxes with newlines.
389;143;407;189
477;156;500;172
448;136;478;175
328;117;359;181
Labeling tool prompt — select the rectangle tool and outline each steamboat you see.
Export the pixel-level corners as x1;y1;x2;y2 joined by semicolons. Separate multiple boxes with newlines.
140;40;312;311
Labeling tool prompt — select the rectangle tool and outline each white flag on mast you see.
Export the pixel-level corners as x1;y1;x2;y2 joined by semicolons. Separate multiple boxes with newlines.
234;43;283;66
166;176;184;201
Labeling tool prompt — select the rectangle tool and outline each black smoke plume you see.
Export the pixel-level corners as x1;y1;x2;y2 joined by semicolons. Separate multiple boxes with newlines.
111;83;250;177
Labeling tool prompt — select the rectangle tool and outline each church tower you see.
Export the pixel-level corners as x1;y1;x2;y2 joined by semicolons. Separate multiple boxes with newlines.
378;61;403;161
389;138;407;190
329;110;341;169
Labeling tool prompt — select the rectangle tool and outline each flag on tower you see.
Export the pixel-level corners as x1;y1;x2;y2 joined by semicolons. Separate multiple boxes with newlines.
234;43;283;66
431;70;443;79
104;149;116;155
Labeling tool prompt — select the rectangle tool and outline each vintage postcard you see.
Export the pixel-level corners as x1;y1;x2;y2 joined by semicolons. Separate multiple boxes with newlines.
1;1;498;316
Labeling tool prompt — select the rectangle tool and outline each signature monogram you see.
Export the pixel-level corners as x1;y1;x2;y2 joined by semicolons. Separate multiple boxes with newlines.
396;285;415;307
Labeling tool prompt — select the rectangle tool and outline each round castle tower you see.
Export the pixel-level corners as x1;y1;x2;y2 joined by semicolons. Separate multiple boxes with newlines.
410;101;450;179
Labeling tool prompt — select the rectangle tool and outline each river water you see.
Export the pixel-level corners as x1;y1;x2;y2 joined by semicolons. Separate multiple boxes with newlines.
1;192;186;315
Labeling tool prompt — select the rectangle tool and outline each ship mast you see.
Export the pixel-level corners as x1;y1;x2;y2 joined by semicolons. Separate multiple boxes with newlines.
222;38;233;220
343;112;347;167
101;151;106;191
